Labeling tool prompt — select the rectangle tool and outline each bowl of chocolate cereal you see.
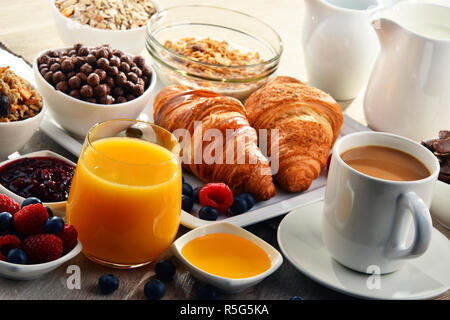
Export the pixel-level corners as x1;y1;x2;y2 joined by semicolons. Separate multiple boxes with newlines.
0;66;45;159
33;44;156;138
51;0;162;54
145;5;283;101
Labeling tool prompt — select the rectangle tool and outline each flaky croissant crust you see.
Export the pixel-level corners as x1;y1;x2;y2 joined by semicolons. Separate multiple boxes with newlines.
245;76;343;192
154;85;276;201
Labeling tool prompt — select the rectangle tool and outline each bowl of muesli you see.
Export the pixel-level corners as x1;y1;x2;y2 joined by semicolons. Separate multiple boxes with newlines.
51;0;162;54
0;66;45;159
145;5;283;101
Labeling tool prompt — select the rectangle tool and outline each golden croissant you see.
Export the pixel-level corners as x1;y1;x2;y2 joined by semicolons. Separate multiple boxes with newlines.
245;76;343;192
153;85;276;201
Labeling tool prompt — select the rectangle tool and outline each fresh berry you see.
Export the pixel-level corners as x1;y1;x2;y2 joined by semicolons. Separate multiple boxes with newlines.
0;234;21;261
240;193;255;210
0;194;20;215
58;224;78;254
181;195;194;213
22;234;63;263
155;260;176;281
289;296;304;300
230;197;248;215
45;206;54;218
13;204;48;235
192;186;202;204
144;279;166;300
182;183;193;198
0;212;13;232
197;284;217;300
44;217;65;234
0;94;11;117
198;206;219;221
98;274;119;294
199;183;234;214
7;248;27;264
21;197;42;208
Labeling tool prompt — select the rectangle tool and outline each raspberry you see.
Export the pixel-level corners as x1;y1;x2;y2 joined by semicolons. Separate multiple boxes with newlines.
0;234;21;261
0;194;20;215
199;183;234;214
22;234;63;263
13;204;49;236
58;224;78;254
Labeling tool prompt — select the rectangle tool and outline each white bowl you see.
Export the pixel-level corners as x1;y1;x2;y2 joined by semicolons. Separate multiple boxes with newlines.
0;241;82;280
0;95;46;160
171;222;283;293
431;180;450;230
0;150;76;217
50;0;162;54
33;48;157;138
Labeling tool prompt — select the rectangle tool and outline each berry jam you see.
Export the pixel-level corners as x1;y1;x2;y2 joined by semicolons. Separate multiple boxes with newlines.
0;157;75;202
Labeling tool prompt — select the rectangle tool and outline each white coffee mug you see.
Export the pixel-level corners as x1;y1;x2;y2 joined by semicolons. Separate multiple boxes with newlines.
322;132;439;274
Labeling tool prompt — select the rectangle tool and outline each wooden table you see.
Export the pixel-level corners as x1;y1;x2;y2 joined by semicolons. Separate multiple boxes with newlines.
0;0;448;300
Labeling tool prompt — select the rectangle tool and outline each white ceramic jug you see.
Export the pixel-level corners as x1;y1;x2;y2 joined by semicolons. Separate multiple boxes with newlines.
302;0;382;100
364;1;450;142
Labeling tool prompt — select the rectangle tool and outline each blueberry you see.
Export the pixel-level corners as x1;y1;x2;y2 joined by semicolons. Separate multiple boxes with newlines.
0;212;13;232
45;206;54;218
240;193;255;210
98;274;119;294
181;195;194;213
197;284;217;300
192;186;202;204
198;206;219;221
155;260;176;281
0;94;10;117
230;197;248;215
44;217;65;234
21;197;42;208
7;248;28;264
289;296;304;300
144;279;166;300
182;183;193;198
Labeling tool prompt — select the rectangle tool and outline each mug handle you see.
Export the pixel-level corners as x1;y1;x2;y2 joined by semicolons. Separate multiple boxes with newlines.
385;192;432;260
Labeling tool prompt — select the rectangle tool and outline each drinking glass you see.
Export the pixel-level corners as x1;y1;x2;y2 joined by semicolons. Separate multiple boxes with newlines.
66;119;181;268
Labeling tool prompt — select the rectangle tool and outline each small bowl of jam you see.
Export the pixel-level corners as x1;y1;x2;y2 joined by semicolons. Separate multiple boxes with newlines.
0;150;76;216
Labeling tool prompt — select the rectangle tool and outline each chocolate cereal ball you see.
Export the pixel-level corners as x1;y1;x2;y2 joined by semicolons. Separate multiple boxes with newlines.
61;59;75;73
97;58;109;70
133;56;146;68
56;81;69;93
119;62;130;74
52;71;66;83
68;76;82;89
80;84;94;98
87;73;100;87
94;84;108;97
80;63;93;75
69;89;81;99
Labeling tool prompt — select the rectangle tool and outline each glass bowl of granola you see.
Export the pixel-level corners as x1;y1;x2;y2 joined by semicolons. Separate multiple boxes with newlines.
145;5;283;101
0;66;45;159
51;0;162;54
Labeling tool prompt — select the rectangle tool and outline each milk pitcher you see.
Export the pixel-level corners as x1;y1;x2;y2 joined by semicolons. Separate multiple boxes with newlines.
364;2;450;141
302;0;382;100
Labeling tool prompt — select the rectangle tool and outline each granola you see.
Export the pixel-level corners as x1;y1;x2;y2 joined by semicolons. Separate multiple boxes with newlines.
55;0;157;30
0;66;43;122
163;37;263;78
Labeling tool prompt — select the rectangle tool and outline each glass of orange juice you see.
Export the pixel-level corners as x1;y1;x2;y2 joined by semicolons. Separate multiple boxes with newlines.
66;119;181;268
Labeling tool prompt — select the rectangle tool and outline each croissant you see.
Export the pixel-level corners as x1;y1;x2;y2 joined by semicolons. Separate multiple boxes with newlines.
153;85;276;201
245;76;343;192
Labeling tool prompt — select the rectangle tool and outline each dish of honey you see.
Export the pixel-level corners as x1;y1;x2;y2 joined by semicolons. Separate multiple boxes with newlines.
181;233;271;279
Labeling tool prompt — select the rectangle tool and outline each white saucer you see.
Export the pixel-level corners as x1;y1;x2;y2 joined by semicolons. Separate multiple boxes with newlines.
277;200;450;300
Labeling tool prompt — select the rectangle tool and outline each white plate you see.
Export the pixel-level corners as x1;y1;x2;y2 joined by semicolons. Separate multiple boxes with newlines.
277;200;450;300
431;181;450;230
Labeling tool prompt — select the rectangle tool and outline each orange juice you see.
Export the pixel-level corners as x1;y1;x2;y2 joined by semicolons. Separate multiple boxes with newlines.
67;136;181;267
181;233;271;278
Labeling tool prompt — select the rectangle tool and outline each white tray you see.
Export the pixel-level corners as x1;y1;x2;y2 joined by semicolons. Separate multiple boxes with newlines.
40;79;370;229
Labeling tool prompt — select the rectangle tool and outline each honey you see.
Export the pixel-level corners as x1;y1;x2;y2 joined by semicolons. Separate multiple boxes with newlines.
181;233;271;279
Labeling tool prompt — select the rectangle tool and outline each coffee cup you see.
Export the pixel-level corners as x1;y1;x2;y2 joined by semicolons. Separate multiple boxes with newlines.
322;132;440;274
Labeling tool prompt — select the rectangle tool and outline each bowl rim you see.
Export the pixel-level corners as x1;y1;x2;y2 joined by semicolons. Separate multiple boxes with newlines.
0;150;76;206
33;47;157;109
0;240;82;271
50;0;163;34
146;4;284;70
171;221;283;284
